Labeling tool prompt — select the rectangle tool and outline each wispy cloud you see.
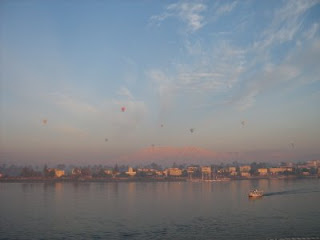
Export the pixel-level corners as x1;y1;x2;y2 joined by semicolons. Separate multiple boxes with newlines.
148;39;247;112
149;0;320;113
233;64;300;111
215;1;237;18
254;0;319;51
151;1;207;32
303;22;319;40
231;0;320;110
234;38;320;111
116;87;134;100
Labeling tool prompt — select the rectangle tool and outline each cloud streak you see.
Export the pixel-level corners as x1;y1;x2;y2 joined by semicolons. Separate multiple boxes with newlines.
214;1;238;18
151;1;207;32
116;86;134;100
148;40;247;113
254;0;318;51
235;38;320;110
149;0;320;114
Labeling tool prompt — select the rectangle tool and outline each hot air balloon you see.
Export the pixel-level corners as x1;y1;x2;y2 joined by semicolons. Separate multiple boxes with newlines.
42;119;48;125
121;106;126;112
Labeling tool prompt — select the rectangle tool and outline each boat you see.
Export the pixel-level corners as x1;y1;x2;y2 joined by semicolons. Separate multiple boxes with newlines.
248;189;263;198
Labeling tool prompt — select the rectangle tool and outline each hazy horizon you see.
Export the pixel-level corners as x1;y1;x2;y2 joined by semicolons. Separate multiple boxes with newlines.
1;0;320;165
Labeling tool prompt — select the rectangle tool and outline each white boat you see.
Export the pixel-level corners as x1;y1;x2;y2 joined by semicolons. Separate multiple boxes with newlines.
248;189;263;198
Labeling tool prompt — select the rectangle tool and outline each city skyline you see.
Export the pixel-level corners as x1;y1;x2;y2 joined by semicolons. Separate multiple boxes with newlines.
1;0;320;165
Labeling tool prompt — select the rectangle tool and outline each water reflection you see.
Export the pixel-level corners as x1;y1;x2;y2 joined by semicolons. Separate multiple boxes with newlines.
248;196;263;201
1;179;319;239
111;182;119;196
43;182;57;192
21;183;36;192
55;182;63;192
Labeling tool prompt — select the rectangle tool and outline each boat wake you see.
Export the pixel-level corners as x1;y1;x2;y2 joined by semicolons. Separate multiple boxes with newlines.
264;188;320;196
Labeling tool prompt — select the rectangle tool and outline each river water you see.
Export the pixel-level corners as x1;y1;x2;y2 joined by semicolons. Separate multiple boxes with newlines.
1;179;320;239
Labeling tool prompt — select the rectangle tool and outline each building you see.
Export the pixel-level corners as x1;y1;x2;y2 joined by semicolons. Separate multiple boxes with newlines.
186;166;198;179
201;166;211;180
269;167;293;175
126;167;136;177
240;165;251;177
137;168;157;176
297;164;310;170
104;169;113;175
201;166;211;174
228;167;237;176
166;168;182;177
258;168;268;176
283;167;293;172
55;169;65;177
240;172;251;177
187;166;198;174
307;160;320;168
269;168;284;175
240;165;251;172
155;170;164;176
48;168;65;178
72;168;81;176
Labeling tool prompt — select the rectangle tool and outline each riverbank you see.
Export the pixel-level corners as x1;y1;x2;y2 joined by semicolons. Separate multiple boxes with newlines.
0;175;318;183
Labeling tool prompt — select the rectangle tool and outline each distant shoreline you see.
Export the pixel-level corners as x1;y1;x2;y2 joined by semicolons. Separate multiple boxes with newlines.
0;177;186;183
0;175;318;183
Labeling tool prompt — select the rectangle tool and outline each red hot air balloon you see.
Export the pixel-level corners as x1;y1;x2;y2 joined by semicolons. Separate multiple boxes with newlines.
121;106;126;112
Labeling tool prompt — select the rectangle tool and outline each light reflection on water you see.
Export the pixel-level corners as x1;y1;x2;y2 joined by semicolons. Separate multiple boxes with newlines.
1;179;320;239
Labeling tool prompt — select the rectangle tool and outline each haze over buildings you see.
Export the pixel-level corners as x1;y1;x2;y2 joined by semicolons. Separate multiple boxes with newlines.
1;0;320;165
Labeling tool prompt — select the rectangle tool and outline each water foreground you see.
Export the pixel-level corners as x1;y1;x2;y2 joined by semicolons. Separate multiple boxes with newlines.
1;179;319;239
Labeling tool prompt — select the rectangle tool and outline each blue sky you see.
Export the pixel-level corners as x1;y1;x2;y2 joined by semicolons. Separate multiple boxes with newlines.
1;0;320;165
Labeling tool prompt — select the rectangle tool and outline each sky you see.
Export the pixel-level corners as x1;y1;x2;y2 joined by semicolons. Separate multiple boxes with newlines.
1;0;320;165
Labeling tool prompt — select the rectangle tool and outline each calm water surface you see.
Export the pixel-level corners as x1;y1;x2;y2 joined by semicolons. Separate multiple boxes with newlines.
1;179;320;239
